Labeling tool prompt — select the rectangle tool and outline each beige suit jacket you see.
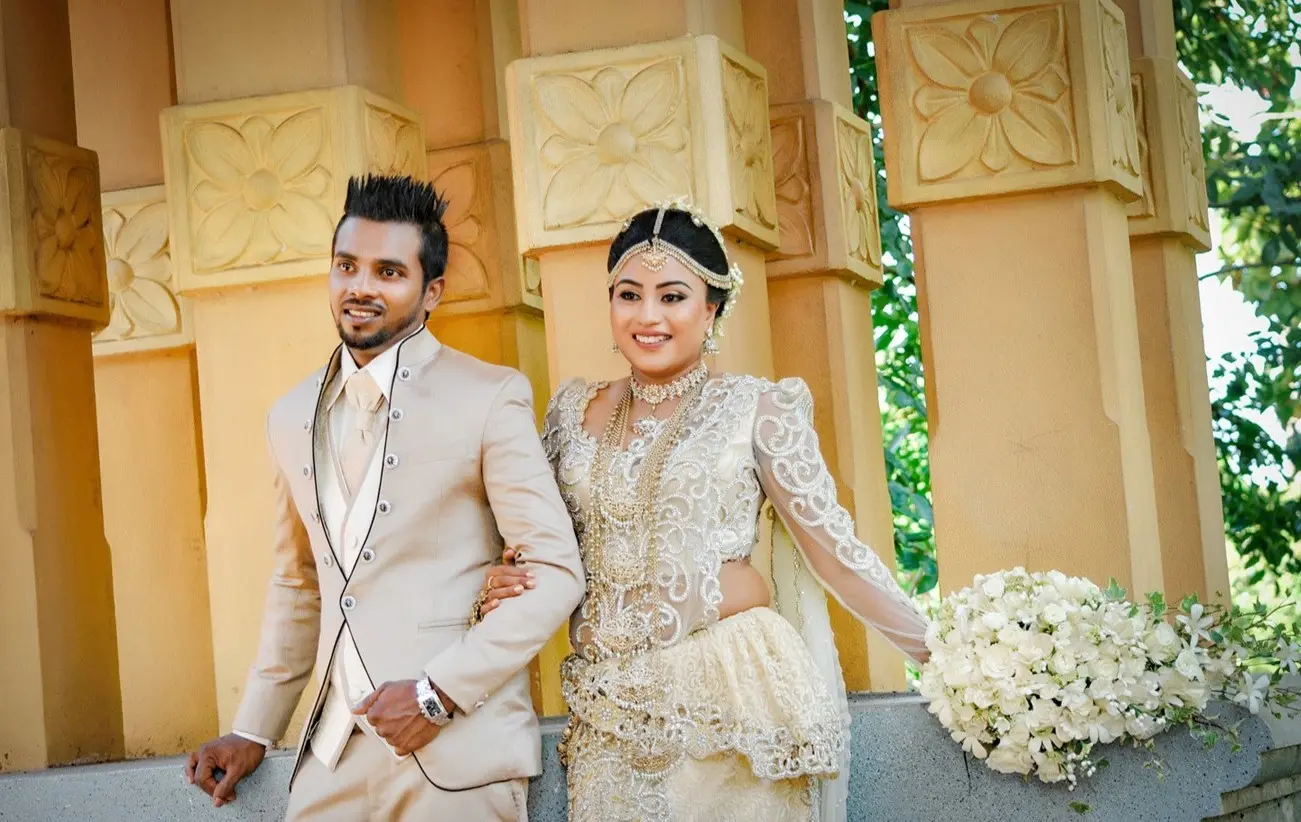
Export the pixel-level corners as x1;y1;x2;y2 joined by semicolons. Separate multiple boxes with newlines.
232;331;584;791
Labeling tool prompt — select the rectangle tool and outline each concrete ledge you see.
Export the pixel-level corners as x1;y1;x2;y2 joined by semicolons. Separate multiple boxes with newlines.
0;695;1274;821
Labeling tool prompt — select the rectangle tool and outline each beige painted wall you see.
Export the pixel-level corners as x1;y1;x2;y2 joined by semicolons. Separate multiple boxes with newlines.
94;351;217;756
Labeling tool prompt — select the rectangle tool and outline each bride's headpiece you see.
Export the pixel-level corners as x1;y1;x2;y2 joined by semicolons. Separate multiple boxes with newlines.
607;198;745;328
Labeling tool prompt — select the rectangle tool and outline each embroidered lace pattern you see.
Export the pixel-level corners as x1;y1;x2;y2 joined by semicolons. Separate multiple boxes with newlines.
540;374;931;820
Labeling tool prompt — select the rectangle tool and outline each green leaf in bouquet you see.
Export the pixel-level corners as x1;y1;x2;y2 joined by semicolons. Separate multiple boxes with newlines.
1069;802;1092;814
1180;593;1201;611
1146;591;1167;618
1104;579;1127;602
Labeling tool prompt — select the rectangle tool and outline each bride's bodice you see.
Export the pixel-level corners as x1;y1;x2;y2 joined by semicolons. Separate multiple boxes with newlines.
546;375;766;660
543;374;930;665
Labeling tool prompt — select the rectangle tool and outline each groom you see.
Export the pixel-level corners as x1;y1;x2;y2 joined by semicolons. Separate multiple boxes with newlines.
185;174;584;820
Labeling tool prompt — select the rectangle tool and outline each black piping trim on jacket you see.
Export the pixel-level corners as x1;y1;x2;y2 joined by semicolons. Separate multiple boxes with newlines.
311;344;346;579
287;620;346;791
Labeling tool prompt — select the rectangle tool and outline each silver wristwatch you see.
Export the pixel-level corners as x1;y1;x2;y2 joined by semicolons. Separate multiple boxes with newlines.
415;678;452;727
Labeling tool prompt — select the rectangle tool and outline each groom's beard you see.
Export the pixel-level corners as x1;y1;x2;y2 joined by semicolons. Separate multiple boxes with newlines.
336;299;424;352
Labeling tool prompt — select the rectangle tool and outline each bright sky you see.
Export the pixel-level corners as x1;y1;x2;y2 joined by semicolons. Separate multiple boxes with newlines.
1194;82;1291;449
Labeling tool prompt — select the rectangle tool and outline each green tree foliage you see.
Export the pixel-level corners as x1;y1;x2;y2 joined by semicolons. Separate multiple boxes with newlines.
845;1;1300;595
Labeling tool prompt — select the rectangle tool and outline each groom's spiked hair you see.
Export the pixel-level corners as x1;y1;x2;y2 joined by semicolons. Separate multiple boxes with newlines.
335;174;450;286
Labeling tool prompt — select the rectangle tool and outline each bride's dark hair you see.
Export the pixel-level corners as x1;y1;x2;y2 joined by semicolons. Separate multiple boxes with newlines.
607;208;732;314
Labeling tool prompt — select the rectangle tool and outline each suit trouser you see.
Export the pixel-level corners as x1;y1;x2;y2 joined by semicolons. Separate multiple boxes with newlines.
284;728;529;821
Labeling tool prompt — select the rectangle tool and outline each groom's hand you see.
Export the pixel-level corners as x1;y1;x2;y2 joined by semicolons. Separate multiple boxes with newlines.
353;680;446;756
185;734;265;808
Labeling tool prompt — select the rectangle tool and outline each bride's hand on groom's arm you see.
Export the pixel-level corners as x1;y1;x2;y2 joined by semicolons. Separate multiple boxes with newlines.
477;547;536;618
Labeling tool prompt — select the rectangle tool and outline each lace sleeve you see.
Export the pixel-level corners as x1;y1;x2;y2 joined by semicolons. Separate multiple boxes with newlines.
753;378;930;663
542;380;576;471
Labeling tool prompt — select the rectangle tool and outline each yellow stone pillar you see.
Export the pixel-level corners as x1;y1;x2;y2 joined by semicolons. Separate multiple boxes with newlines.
1116;0;1229;603
744;0;905;691
163;0;425;735
396;0;550;707
874;0;1166;595
508;4;780;712
0;0;123;770
68;0;219;759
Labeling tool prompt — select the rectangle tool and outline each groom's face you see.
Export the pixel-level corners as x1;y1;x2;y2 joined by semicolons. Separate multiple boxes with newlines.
329;216;443;363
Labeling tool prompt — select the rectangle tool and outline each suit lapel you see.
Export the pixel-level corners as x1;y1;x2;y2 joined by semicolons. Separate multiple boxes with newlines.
312;344;346;577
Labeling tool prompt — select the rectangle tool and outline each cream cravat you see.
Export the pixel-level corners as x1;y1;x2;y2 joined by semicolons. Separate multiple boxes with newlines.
340;371;384;497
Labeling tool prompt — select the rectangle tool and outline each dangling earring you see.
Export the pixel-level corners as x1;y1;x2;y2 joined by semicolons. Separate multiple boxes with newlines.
611;341;621;354
703;326;720;356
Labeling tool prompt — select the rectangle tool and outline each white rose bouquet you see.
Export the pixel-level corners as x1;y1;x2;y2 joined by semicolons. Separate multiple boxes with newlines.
919;567;1301;788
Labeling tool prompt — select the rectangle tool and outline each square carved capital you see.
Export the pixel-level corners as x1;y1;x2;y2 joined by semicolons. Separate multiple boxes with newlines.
162;86;426;294
873;0;1143;210
768;101;884;286
427;140;541;317
507;35;779;255
94;185;192;356
0;128;109;328
1127;57;1211;251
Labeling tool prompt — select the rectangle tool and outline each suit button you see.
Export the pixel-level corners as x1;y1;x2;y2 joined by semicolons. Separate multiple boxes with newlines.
474;700;485;710
310;512;321;524
360;549;375;563
377;501;391;515
385;454;399;468
399;368;412;381
341;596;356;610
390;408;404;421
323;554;334;567
303;420;311;431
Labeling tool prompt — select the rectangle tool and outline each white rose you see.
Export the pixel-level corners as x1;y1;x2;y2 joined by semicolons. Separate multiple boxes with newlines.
1042;603;1068;625
981;575;1006;599
987;743;1034;775
981;611;1009;632
979;645;1018;682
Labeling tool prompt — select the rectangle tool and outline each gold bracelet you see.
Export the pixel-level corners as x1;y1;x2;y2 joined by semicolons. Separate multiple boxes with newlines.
470;587;489;626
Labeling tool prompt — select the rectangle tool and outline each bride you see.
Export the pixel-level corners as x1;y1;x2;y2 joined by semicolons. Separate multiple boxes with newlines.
475;203;930;821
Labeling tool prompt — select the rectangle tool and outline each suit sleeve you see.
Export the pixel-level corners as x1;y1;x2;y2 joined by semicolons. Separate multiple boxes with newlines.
423;372;585;714
230;418;322;743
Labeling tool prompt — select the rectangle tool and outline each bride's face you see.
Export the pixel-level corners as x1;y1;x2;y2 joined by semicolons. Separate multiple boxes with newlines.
609;255;717;380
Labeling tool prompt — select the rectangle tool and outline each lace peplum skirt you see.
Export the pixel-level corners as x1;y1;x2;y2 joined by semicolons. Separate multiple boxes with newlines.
560;607;847;821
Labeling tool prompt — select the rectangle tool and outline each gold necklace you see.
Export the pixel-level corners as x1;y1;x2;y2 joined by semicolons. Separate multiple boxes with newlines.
584;378;706;652
629;360;708;409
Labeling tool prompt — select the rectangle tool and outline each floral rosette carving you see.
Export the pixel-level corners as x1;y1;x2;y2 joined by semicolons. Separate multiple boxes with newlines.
430;160;489;302
535;59;691;229
184;109;333;272
723;58;776;231
907;9;1076;181
96;202;179;342
1100;5;1141;179
367;107;424;178
769;115;814;260
28;149;104;306
837;118;882;269
1177;81;1210;233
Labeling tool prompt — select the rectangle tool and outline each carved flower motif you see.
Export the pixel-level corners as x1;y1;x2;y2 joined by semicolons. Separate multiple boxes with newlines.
770;116;813;259
186;109;332;271
536;60;690;228
431;161;488;300
368;109;424;177
724;61;776;229
837;119;882;268
97;202;178;341
29;152;101;304
909;10;1072;180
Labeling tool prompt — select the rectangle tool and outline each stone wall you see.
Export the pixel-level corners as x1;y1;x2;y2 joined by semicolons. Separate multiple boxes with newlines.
0;695;1287;822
